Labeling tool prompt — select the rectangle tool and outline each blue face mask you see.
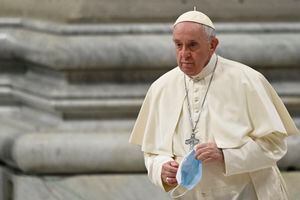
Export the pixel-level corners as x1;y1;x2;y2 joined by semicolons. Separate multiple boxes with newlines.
170;150;202;198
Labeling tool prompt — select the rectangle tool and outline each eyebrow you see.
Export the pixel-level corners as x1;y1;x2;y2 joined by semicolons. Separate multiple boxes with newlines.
173;39;198;43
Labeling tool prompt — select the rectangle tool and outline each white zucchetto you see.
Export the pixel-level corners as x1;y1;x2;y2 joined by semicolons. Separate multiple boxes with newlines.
173;11;215;29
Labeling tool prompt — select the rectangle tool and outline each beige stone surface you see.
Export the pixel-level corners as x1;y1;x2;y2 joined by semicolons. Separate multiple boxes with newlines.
0;0;300;22
9;172;300;200
282;172;300;200
12;133;145;173
13;174;171;200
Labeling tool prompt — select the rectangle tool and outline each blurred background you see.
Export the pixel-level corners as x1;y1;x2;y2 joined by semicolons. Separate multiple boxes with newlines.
0;0;299;199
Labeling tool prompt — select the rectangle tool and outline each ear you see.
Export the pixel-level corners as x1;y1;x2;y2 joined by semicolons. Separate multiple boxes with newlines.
209;37;219;54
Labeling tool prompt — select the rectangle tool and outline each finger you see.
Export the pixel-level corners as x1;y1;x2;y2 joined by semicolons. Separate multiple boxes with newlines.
170;161;179;167
202;150;223;163
197;151;224;163
163;166;178;174
196;151;211;161
195;146;219;156
195;147;212;157
166;177;178;185
163;161;177;167
163;171;177;178
162;162;178;178
163;164;178;173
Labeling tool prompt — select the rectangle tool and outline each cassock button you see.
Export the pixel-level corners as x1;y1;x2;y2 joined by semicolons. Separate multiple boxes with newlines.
201;192;207;197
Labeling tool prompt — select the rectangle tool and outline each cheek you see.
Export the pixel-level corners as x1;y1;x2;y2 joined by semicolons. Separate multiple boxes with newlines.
176;51;182;60
192;53;202;62
195;51;209;61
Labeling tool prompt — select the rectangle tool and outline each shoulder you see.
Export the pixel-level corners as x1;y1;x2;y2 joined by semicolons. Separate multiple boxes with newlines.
217;56;266;84
150;67;182;91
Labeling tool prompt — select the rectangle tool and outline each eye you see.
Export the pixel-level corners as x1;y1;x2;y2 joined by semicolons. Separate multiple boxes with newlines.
189;42;198;50
175;43;182;49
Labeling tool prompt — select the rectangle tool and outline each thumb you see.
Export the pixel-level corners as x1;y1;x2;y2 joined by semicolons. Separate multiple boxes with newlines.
170;161;179;167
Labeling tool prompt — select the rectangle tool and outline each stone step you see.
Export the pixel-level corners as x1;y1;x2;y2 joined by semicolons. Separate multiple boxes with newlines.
0;106;135;133
0;87;14;105
0;21;299;84
272;82;300;96
0;74;17;105
0;108;141;172
0;106;298;135
3;171;300;200
0;106;62;132
0;108;298;174
2;18;300;35
11;80;300;118
7;172;171;200
9;133;144;173
1;74;299;118
273;82;300;116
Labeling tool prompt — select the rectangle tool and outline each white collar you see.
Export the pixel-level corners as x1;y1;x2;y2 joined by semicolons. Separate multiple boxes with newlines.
190;53;217;81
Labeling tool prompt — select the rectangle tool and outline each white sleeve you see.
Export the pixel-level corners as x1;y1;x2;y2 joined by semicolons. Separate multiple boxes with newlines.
144;153;174;191
223;132;287;176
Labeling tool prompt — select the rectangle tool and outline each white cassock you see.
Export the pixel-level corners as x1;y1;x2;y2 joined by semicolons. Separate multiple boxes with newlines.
129;53;299;200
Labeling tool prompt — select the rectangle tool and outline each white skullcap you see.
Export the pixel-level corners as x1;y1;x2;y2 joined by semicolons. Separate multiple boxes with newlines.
173;11;215;29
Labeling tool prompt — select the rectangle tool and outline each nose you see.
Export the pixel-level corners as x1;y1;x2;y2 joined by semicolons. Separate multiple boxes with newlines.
180;46;191;59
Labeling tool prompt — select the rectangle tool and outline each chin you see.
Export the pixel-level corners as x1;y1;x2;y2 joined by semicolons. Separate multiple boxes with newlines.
180;65;196;75
186;72;197;76
180;68;195;76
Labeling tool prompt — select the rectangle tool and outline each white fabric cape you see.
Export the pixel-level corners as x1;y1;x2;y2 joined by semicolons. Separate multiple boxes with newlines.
129;56;299;156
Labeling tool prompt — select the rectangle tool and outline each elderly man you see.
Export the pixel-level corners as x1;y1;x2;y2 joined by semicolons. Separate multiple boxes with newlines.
129;10;299;199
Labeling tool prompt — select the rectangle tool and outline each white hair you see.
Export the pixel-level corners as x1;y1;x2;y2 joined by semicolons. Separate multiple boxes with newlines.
200;24;216;41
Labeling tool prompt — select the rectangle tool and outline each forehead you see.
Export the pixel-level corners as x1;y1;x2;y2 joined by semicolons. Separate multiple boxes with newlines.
172;22;205;40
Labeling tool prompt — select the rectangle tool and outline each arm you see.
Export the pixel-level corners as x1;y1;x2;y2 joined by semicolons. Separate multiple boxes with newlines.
223;132;287;176
144;153;178;192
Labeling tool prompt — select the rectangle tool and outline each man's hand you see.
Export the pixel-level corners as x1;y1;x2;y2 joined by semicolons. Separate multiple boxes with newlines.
161;161;179;187
194;142;224;163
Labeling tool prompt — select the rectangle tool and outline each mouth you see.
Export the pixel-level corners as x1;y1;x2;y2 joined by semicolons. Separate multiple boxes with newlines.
181;62;194;66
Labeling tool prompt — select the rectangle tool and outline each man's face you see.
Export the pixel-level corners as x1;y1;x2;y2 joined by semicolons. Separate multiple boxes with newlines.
172;22;218;76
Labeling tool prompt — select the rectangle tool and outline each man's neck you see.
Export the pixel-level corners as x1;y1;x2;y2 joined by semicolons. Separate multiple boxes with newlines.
190;53;217;81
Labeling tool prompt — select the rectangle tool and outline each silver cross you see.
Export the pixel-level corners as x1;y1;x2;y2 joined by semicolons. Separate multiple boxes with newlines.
185;133;199;150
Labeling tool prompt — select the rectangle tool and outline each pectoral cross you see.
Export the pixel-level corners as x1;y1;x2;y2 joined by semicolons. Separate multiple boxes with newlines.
185;133;199;150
